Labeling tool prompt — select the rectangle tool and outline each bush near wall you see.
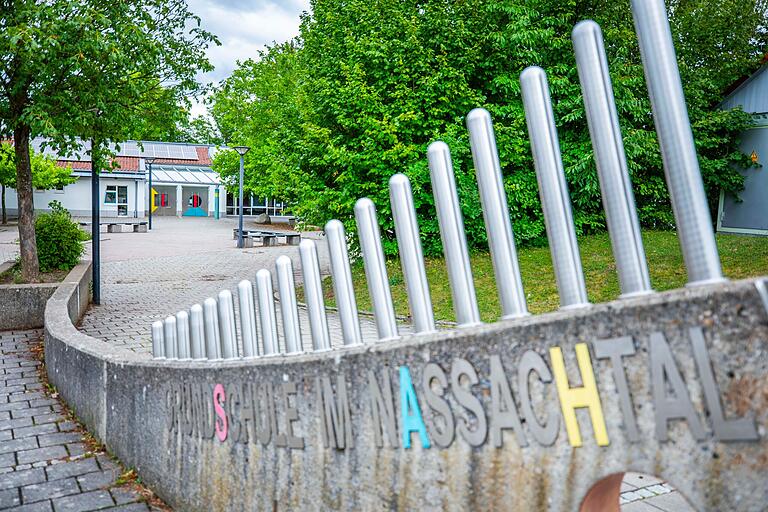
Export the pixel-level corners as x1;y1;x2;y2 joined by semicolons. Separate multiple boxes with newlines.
35;201;88;272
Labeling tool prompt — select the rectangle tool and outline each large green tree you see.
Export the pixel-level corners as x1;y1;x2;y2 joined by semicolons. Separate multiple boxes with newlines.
0;0;217;281
0;142;75;224
212;0;765;256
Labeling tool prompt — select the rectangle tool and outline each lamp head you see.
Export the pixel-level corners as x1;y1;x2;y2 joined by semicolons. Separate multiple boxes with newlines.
233;146;250;156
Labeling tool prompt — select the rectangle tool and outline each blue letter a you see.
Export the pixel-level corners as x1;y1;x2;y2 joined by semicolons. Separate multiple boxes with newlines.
399;366;430;449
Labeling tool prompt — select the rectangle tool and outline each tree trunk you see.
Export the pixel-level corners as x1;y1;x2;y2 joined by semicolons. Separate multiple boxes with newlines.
1;184;6;225
13;124;40;282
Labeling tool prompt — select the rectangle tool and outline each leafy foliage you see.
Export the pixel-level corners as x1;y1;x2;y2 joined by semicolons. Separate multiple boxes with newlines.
212;0;766;256
0;142;75;190
0;0;218;280
35;200;86;272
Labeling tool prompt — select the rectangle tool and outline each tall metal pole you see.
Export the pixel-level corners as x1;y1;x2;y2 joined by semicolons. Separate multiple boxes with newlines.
238;154;244;249
146;158;154;230
427;141;481;327
275;255;303;353
389;173;436;334
354;198;398;341
631;0;724;285
466;108;528;319
572;20;652;298
325;220;363;345
299;239;331;351
520;66;589;309
91;138;101;305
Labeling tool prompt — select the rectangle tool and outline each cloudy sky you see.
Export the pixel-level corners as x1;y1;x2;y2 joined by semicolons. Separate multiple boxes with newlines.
186;0;311;113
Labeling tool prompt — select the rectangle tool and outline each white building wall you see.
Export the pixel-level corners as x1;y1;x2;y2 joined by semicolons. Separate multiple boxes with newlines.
4;175;146;219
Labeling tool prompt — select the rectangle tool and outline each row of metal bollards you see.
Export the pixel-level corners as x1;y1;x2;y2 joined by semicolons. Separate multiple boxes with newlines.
151;0;724;361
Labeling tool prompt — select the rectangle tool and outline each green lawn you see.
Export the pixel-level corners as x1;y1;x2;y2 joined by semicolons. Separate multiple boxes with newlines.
311;231;768;323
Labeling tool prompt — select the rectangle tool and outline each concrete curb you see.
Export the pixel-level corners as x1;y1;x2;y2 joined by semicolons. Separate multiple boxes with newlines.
0;260;60;330
43;266;768;511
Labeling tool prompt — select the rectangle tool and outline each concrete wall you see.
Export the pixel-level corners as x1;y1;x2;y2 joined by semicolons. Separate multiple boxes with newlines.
44;270;768;511
0;261;59;329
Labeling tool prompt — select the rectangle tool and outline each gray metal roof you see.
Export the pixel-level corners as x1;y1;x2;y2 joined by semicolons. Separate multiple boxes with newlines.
720;65;768;114
151;165;220;186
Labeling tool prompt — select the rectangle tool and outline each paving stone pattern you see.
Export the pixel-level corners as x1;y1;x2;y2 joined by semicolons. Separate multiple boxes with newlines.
0;330;152;511
619;472;695;511
77;240;408;356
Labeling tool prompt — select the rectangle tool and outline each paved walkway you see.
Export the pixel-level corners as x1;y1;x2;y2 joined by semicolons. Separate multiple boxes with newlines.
76;217;390;356
0;329;158;511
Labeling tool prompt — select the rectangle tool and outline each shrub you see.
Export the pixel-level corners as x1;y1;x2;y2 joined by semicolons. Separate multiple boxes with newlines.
35;200;86;272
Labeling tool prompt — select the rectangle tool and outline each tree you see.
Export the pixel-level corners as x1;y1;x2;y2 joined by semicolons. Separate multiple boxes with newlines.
0;142;75;224
0;1;218;281
211;0;765;257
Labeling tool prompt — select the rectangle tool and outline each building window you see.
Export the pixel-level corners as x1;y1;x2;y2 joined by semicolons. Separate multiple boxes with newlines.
105;185;129;216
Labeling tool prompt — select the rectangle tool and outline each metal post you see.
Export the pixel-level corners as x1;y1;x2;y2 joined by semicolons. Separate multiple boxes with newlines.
175;311;191;359
163;316;177;359
214;187;220;220
466;108;529;319
520;66;589;309
238;280;259;358
151;321;165;359
91;139;101;305
276;255;303;354
427;142;481;327
203;297;221;359
299;239;331;351
189;304;206;359
237;154;244;249
630;0;723;285
256;269;279;355
354;198;398;340
325;220;363;345
217;289;239;359
146;158;154;230
572;21;652;297
389;173;436;333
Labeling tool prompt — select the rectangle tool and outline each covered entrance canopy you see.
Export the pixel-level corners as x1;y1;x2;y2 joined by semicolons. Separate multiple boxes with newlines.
150;165;222;217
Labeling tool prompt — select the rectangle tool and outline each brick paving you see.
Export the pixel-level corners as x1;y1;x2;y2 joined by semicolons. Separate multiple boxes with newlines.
0;329;156;511
76;217;403;356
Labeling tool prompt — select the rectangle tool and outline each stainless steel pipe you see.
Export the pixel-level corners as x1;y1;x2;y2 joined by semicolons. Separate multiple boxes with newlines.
163;316;177;359
325;220;363;345
466;108;528;319
354;198;398;340
203;297;221;359
389;173;436;334
256;269;279;355
276;255;303;354
175;310;191;359
427;141;481;327
630;0;724;285
520;66;589;309
189;304;206;359
238;280;259;358
151;320;165;359
572;20;652;298
217;289;239;359
299;239;332;351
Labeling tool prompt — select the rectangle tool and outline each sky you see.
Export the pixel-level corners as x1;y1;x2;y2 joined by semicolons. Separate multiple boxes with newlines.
186;0;311;115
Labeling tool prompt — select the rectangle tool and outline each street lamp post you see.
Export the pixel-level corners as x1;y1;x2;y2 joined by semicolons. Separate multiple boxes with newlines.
91;137;101;305
233;146;250;249
145;157;156;230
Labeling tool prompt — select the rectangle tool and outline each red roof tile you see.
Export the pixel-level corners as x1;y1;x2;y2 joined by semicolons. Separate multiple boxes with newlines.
56;156;140;172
